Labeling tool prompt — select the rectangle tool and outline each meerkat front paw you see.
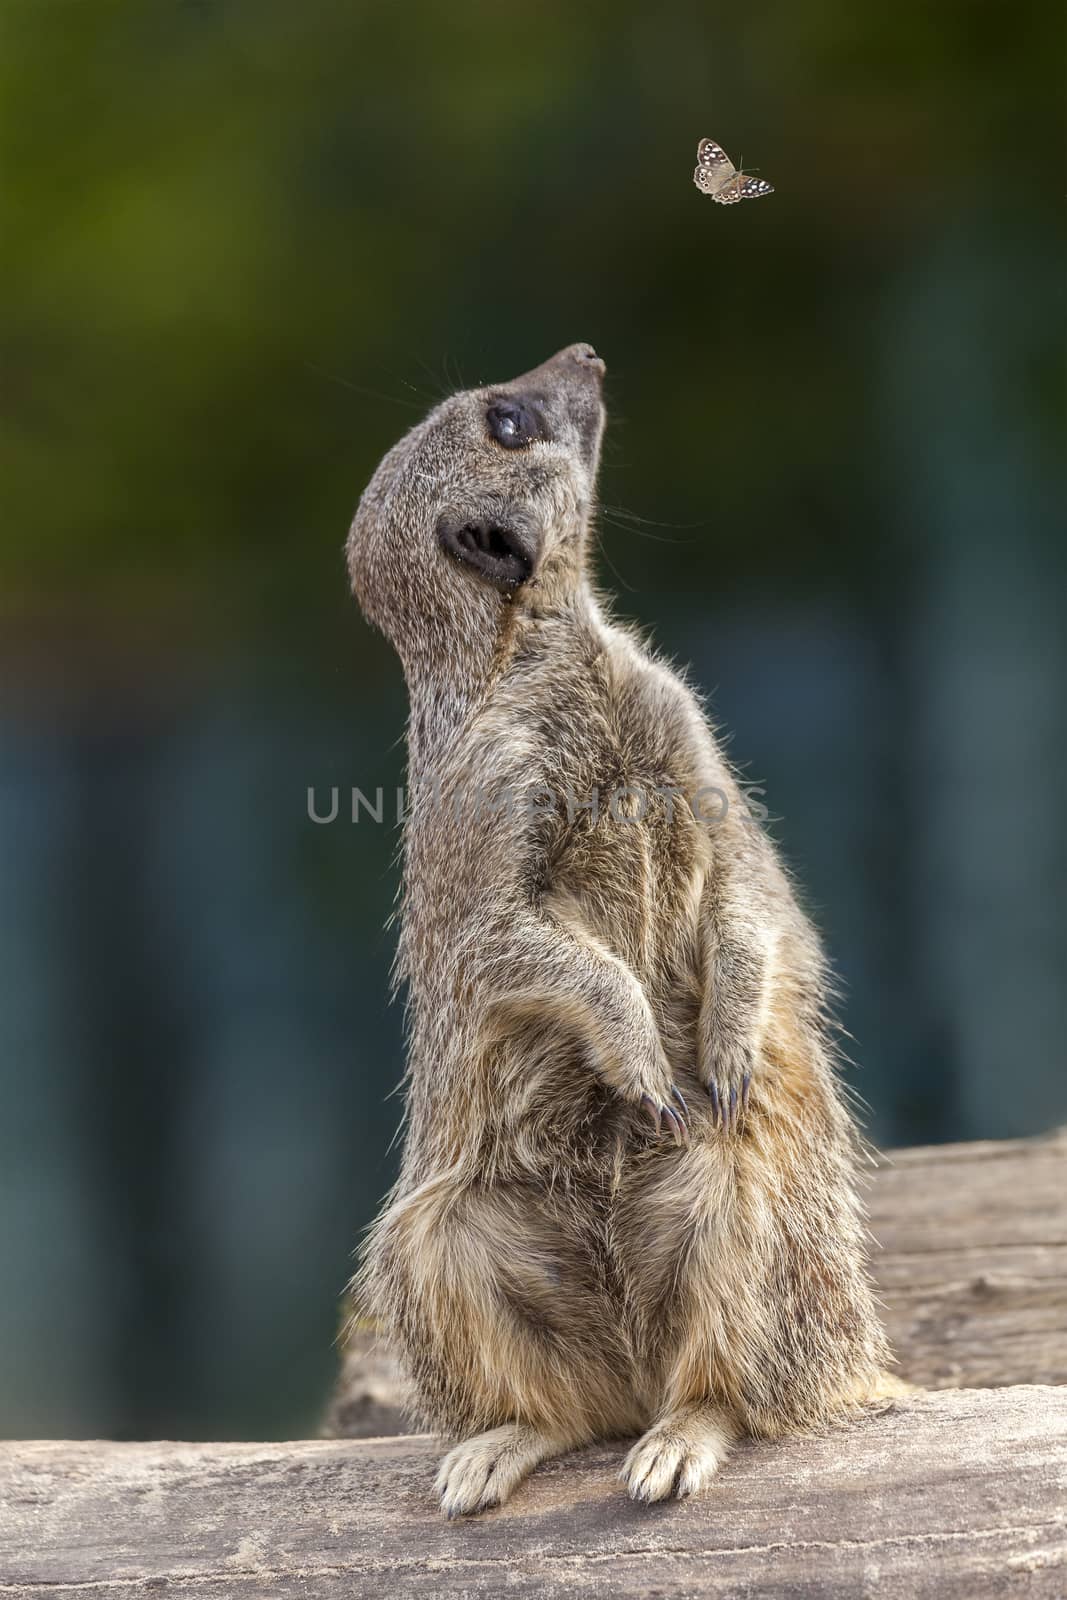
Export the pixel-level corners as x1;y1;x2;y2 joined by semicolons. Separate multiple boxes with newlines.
638;1085;690;1146
434;1424;569;1518
598;1035;690;1145
621;1406;735;1503
700;1041;753;1132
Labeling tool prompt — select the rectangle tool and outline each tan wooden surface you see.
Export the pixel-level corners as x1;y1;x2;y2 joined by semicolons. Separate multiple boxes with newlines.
1;1132;1064;1597
1;1388;1064;1597
872;1131;1067;1390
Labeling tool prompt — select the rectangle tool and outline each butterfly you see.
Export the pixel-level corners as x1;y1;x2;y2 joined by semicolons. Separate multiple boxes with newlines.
693;138;774;204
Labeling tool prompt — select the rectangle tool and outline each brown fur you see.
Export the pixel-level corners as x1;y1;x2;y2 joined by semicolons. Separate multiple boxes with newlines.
341;344;897;1515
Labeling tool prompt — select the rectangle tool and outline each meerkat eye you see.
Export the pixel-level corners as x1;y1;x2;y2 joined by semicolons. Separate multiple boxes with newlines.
486;398;542;450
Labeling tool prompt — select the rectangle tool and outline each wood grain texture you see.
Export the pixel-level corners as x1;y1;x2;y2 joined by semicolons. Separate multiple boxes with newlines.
323;1131;1067;1437
2;1133;1064;1597
1;1388;1064;1598
871;1131;1067;1391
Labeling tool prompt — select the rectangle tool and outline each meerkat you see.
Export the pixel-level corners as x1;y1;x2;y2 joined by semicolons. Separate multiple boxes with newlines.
341;343;899;1517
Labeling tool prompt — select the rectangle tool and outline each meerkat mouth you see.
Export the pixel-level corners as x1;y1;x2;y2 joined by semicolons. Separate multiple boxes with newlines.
437;514;536;590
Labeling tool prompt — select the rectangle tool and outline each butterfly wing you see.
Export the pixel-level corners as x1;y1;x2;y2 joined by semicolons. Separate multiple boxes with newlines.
696;137;735;173
694;136;735;195
693;137;736;198
710;171;775;204
693;163;723;195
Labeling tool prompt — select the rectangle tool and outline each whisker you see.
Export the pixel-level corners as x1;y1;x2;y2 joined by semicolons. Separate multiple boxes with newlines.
600;502;700;528
442;351;469;394
413;355;453;404
591;522;638;593
599;514;694;546
600;503;704;539
303;361;425;413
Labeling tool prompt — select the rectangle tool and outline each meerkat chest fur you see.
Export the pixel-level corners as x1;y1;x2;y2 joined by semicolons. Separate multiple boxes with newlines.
398;605;733;1169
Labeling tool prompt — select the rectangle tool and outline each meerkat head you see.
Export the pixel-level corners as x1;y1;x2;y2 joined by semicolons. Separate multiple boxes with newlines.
347;343;606;667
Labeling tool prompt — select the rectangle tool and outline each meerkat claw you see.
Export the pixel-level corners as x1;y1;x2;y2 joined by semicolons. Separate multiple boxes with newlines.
705;1076;750;1132
662;1104;688;1146
641;1091;688;1144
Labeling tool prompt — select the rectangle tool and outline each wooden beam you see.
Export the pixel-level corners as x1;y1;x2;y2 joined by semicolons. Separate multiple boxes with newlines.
2;1133;1064;1596
872;1131;1067;1390
1;1388;1064;1597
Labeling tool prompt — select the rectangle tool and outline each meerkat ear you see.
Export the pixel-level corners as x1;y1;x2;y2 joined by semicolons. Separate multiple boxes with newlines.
437;513;538;591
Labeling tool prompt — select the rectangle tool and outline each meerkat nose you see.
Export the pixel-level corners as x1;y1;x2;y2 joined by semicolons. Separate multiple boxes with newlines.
494;344;606;401
536;343;605;380
567;343;606;377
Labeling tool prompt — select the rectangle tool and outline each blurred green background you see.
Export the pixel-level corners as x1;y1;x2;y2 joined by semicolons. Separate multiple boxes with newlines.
1;0;1064;1441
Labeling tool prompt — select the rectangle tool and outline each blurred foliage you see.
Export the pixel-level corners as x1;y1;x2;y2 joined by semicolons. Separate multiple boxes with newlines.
2;0;1061;629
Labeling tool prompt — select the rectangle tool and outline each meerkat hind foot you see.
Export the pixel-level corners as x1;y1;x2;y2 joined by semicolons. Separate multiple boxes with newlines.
435;1423;575;1518
622;1405;735;1503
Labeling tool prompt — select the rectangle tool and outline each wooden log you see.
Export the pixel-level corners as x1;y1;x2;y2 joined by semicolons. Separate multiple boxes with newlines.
323;1130;1067;1437
871;1131;1067;1391
1;1387;1064;1597
2;1133;1064;1596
